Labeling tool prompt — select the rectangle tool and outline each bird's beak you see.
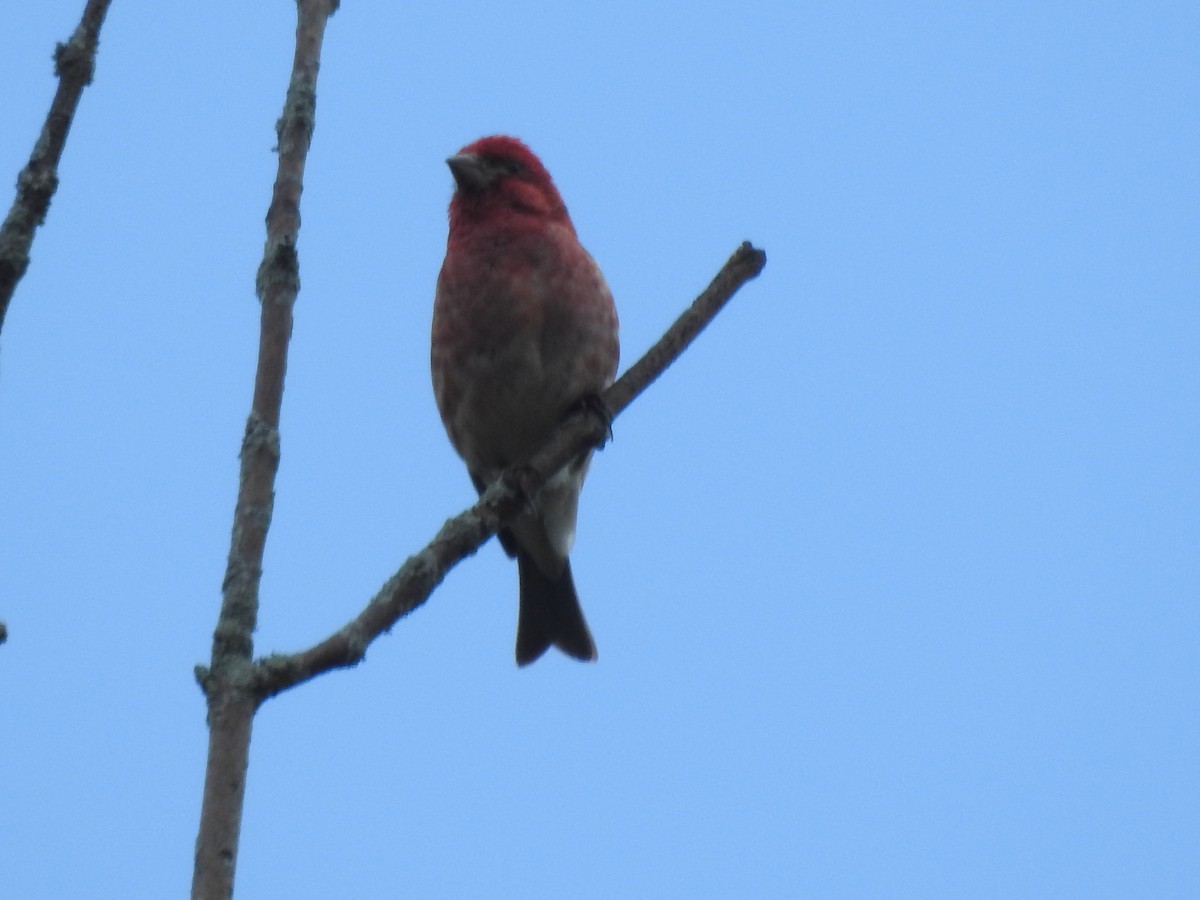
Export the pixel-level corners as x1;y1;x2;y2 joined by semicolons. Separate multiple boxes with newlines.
446;152;493;191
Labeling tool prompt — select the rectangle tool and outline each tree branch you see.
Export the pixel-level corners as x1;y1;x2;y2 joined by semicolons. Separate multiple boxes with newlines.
0;0;112;337
252;241;767;700
191;2;339;898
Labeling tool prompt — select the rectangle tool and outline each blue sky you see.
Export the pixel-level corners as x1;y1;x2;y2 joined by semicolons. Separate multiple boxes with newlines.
2;2;1196;897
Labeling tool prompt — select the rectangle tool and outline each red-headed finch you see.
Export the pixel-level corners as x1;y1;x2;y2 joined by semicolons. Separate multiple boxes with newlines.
431;136;620;666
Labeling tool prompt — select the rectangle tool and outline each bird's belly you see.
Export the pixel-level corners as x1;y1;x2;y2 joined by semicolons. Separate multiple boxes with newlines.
453;343;571;475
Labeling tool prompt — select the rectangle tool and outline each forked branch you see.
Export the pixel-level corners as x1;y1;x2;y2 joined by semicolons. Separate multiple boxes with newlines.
191;2;340;898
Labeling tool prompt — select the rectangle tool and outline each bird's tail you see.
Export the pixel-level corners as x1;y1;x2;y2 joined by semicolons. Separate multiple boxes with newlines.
515;553;597;666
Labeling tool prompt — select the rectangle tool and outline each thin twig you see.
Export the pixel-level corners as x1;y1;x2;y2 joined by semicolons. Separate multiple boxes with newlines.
253;242;767;700
191;2;339;898
0;0;113;336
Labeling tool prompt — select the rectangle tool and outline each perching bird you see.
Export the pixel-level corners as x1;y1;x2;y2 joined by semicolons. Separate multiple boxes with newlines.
431;136;619;665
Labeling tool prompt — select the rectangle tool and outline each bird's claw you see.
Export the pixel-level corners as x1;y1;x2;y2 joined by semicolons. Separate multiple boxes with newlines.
571;393;614;449
504;465;542;512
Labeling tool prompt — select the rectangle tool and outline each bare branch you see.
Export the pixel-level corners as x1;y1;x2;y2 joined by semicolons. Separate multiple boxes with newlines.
0;0;112;336
253;242;767;699
191;2;339;898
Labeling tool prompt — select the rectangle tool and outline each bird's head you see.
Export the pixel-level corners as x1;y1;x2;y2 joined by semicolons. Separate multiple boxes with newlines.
445;135;573;232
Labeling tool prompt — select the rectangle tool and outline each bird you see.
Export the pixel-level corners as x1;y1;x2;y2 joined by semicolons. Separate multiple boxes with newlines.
431;135;619;665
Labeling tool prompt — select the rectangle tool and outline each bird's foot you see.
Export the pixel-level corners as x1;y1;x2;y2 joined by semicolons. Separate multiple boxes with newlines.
569;393;614;449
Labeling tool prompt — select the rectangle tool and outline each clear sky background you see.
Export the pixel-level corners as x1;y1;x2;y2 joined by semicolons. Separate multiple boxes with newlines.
1;2;1196;898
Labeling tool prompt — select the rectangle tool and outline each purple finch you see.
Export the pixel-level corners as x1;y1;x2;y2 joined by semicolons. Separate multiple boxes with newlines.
431;136;619;665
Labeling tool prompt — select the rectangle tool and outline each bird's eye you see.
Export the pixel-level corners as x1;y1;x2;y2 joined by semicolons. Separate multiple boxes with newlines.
492;157;524;178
